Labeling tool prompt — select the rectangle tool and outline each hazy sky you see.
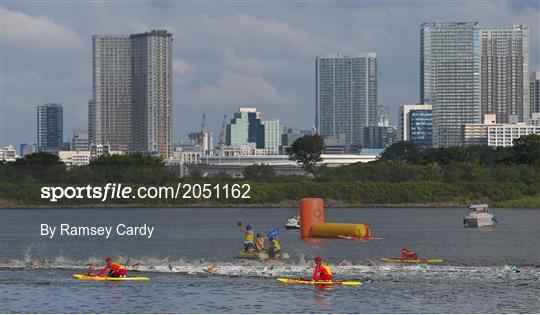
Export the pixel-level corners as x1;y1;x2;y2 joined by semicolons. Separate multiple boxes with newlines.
1;1;539;147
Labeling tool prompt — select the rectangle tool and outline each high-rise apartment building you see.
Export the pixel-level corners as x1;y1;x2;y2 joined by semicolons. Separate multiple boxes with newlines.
480;25;529;124
130;30;173;158
421;22;481;147
316;53;378;147
90;35;131;152
90;30;173;158
531;71;540;115
37;103;63;152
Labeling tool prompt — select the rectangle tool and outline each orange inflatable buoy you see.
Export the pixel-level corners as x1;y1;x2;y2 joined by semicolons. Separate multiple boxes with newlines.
299;198;325;238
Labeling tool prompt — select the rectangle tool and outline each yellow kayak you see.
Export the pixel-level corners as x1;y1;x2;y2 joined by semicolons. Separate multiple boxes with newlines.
73;274;150;281
277;278;362;286
381;257;444;263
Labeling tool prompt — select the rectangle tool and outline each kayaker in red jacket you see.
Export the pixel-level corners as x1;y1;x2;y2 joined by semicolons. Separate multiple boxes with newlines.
98;257;127;278
312;256;333;281
401;247;419;260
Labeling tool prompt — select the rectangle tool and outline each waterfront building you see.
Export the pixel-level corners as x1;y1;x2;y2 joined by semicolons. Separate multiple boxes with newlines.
531;71;540;116
72;129;89;151
19;143;36;157
399;104;433;147
480;25;529;123
363;126;397;149
225;108;282;153
58;150;91;167
463;114;500;146
487;123;540;147
188;153;380;178
421;22;481;147
90;30;173;158
37;103;63;152
0;145;19;162
262;120;280;154
378;105;390;127
316;53;378;147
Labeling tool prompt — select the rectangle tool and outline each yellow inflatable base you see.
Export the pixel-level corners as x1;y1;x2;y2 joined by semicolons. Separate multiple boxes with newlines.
311;223;369;238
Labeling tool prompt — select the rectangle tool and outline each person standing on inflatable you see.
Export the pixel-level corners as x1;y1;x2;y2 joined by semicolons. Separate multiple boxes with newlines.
98;257;127;278
401;247;419;260
238;222;254;252
312;256;332;281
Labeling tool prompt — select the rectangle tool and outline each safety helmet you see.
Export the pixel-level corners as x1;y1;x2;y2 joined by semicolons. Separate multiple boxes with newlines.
105;256;112;263
315;256;322;263
246;225;252;230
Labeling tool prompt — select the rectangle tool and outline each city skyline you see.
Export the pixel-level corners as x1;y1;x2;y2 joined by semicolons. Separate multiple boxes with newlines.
1;2;539;147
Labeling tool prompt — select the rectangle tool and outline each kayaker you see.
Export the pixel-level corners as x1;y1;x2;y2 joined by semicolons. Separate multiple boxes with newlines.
238;222;254;252
255;233;266;253
312;256;333;281
401;247;419;260
267;236;282;259
98;256;127;278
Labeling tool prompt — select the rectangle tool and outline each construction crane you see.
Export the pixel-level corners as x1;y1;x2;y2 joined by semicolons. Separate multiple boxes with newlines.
219;114;227;147
201;113;206;133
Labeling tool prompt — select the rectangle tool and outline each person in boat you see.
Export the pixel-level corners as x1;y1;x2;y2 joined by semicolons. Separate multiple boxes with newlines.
255;233;266;253
238;222;254;252
98;256;127;278
267;236;282;259
401;247;419;260
312;256;333;281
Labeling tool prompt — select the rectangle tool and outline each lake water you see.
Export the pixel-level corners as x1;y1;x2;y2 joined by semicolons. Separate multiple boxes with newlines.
1;207;539;313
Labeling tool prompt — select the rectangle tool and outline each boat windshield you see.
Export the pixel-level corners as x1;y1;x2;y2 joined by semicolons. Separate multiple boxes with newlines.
469;206;488;213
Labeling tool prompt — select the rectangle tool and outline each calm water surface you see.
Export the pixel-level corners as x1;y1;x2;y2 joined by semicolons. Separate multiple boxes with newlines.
1;207;539;313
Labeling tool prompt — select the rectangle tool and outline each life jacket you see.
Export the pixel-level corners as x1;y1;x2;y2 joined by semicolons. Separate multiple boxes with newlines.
110;262;126;270
256;237;265;251
244;230;254;242
271;240;281;251
319;263;332;276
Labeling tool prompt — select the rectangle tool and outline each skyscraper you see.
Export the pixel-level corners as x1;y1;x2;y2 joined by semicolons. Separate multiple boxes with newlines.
480;25;529;123
130;30;173;158
90;35;131;152
37;103;63;152
262;120;280;154
90;30;173;158
531;71;540;115
316;53;378;147
421;22;481;147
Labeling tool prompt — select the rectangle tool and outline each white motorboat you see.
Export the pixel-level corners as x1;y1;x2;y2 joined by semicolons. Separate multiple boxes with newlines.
463;204;497;227
284;217;300;229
